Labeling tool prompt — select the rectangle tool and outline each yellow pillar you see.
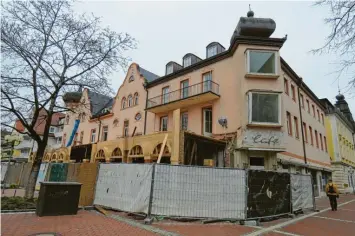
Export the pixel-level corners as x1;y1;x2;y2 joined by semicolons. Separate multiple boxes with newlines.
171;108;180;165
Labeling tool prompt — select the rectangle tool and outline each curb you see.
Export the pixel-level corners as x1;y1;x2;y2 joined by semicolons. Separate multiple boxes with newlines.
109;214;180;236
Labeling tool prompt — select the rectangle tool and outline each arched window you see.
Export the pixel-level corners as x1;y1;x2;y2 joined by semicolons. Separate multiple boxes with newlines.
129;145;143;156
129;75;134;82
134;92;139;105
112;148;122;157
128;95;133;107
121;97;126;109
96;149;105;158
113;119;119;127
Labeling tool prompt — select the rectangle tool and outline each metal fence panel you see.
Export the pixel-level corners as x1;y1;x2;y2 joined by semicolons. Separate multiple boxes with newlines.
290;174;314;211
18;163;32;187
1;163;8;182
247;170;291;219
94;163;153;213
152;165;246;219
4;163;23;186
35;163;50;190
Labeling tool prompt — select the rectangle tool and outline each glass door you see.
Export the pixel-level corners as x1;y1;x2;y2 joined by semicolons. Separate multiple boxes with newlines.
203;108;212;137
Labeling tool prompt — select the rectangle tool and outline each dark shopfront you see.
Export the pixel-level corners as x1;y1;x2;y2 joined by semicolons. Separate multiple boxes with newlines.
70;144;92;163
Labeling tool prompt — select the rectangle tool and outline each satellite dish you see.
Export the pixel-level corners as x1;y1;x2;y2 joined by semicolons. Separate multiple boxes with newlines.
218;117;228;128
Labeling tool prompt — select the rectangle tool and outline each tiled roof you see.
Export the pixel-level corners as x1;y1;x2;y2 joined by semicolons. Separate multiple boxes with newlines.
137;66;160;82
87;90;113;116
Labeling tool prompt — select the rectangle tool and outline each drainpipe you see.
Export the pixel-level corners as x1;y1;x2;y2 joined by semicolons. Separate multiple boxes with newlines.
297;77;307;168
144;83;148;135
97;117;102;143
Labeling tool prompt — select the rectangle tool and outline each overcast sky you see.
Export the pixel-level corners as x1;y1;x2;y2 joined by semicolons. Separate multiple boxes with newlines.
73;0;355;113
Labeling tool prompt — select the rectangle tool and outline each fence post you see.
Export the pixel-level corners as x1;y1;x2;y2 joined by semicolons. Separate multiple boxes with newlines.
92;163;101;207
244;169;248;220
289;173;293;214
311;175;317;211
145;163;156;224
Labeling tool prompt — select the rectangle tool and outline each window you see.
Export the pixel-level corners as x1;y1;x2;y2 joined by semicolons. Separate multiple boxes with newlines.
62;133;67;146
249;92;280;125
135;113;142;121
250;157;265;170
207;45;217;58
166;64;173;75
134;92;139;105
324;136;328;152
306;99;310;113
129;75;134;82
57;137;62;144
303;122;308;143
309;126;313;146
286;112;292;135
121;97;126;109
160;116;168;131
300;94;304;108
203;72;213;92
181;80;189;98
183;56;191;67
317;109;320;121
284;78;289;95
80;131;84;144
49;126;55;134
91;129;96;143
113;119;118;127
123;120;129;137
128;95;133;107
320;133;323;151
321;113;324;124
291;85;296;101
181;112;188;130
65;116;69;125
312;105;315;117
162;87;169;104
81;112;86;122
315;130;319;148
294;116;299;139
102;126;108;141
73;133;78;146
203;108;212;136
247;51;276;74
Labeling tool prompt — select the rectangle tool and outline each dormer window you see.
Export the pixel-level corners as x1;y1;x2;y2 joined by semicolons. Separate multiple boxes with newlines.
207;46;217;58
166;64;173;75
183;56;191;67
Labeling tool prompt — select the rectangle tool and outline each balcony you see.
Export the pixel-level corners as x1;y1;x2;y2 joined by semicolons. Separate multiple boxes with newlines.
147;81;220;113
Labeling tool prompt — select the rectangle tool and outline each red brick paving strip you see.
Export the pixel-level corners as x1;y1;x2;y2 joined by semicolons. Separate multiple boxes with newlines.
281;217;355;236
156;223;255;236
1;211;158;236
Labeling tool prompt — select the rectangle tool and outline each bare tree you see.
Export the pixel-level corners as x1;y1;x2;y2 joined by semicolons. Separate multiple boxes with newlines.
313;1;355;90
1;1;136;198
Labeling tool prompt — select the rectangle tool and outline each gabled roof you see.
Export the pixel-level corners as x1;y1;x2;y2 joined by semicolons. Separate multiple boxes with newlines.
87;90;113;117
137;65;160;82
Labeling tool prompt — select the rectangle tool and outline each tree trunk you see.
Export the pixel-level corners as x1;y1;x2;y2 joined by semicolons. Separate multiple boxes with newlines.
24;143;45;199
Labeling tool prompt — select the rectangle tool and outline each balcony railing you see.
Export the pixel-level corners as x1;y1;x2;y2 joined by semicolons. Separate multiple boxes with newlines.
147;81;219;109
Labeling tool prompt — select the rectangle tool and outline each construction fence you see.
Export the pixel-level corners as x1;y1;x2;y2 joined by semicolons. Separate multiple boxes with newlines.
2;162;98;207
94;164;316;220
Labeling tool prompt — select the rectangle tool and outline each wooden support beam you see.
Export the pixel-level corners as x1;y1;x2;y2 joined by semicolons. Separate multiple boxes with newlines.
157;134;168;164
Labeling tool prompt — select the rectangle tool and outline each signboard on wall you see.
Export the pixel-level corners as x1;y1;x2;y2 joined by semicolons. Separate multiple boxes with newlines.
241;129;285;149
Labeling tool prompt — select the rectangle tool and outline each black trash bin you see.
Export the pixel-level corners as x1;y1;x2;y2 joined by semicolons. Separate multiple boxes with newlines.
36;181;82;217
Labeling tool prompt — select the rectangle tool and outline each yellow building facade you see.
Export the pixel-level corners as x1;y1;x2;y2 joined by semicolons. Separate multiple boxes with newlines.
321;97;355;193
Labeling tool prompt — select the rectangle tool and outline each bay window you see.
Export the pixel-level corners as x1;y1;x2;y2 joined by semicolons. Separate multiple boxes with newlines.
248;92;281;125
247;50;277;74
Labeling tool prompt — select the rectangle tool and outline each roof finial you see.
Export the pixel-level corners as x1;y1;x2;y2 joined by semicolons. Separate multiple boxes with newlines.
247;4;254;17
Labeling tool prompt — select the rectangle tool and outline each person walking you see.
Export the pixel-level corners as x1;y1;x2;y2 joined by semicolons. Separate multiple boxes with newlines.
325;179;339;211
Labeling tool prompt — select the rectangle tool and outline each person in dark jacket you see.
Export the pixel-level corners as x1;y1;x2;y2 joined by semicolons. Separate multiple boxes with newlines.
325;179;339;211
